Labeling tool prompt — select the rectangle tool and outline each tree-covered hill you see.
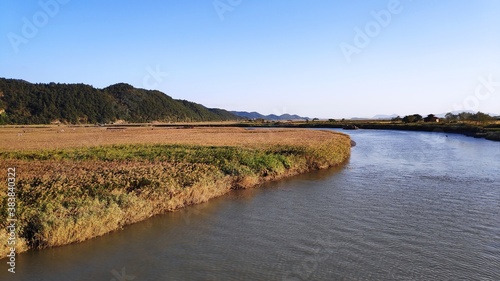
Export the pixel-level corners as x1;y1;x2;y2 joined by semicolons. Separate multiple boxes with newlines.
0;78;242;124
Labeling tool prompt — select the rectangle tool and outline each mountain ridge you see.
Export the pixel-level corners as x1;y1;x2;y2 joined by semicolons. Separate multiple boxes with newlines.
0;78;242;124
231;111;308;121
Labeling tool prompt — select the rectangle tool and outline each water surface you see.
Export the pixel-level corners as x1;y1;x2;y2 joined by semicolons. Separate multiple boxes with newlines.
3;129;500;280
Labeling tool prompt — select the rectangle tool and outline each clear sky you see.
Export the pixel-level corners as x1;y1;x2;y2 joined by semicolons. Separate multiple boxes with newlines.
1;0;499;118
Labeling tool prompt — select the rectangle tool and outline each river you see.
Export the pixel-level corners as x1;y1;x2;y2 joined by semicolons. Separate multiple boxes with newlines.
3;129;500;280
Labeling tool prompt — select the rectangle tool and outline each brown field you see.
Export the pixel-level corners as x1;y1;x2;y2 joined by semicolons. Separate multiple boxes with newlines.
0;126;345;151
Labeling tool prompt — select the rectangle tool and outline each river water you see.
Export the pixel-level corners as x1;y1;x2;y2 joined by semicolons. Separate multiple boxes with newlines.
3;129;500;280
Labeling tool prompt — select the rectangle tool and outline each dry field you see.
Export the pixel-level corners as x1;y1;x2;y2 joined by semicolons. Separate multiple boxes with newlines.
0;126;351;258
0;126;345;151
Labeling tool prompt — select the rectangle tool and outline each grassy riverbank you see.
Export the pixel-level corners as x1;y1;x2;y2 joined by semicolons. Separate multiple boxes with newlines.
0;128;351;258
236;120;500;142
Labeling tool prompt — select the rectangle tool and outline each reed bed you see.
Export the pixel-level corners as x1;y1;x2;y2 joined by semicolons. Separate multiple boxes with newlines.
0;128;350;258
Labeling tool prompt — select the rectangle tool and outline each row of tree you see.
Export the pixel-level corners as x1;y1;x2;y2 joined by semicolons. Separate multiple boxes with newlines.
443;112;495;123
0;79;241;124
391;112;497;124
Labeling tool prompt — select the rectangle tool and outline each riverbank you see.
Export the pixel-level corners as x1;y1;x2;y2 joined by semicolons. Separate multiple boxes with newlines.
0;128;351;259
4;120;499;142
231;121;500;142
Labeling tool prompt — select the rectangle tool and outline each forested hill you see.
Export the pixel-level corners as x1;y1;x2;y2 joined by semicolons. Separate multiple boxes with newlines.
0;78;241;124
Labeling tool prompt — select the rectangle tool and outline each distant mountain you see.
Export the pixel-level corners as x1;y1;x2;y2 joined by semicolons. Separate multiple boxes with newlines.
435;110;475;118
231;111;308;121
0;78;242;124
372;114;399;120
349;114;398;120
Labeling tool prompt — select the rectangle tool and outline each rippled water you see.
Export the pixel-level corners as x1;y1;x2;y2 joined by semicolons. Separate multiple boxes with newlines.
3;129;500;280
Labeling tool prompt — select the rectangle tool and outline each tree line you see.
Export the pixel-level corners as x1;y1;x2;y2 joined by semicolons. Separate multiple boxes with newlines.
391;112;497;124
0;78;241;124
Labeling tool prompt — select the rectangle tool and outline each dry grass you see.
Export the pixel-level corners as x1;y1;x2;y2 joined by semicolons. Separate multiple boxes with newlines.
0;127;351;258
0;126;344;151
0;159;231;254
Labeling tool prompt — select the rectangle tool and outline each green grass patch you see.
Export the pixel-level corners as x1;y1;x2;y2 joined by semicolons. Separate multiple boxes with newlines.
0;138;351;258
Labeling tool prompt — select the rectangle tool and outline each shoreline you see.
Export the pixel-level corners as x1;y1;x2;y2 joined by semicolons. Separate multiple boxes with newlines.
0;128;351;259
228;122;500;142
5;121;497;141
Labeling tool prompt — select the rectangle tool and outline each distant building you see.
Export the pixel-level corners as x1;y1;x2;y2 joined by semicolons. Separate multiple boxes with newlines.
424;114;440;122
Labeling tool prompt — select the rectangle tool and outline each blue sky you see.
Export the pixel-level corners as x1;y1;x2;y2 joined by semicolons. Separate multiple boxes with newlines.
1;0;499;118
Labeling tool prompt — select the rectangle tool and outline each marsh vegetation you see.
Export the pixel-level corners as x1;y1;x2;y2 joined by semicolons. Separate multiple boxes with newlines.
0;127;351;258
